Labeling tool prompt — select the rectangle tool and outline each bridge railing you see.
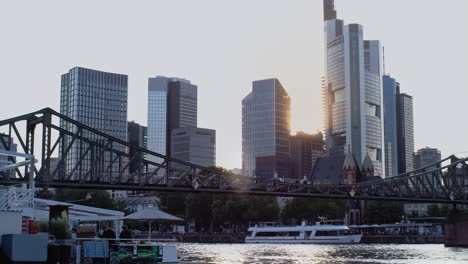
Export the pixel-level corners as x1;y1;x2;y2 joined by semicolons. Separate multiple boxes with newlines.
0;108;467;204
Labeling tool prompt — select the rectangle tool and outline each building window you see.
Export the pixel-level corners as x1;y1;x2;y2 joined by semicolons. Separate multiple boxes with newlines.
333;89;344;103
366;103;380;117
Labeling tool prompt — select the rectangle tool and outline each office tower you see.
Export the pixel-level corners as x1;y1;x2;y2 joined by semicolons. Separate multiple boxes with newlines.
396;90;414;173
171;127;216;169
242;78;291;179
323;0;337;21
60;67;128;178
383;75;399;177
0;133;17;178
147;76;197;163
323;0;385;177
414;147;441;171
290;132;325;180
405;147;441;216
127;121;147;174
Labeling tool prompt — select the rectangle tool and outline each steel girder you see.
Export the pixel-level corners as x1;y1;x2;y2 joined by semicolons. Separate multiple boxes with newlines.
0;108;467;204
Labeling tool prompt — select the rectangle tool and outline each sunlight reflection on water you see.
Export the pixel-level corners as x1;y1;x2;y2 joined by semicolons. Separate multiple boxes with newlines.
177;243;468;264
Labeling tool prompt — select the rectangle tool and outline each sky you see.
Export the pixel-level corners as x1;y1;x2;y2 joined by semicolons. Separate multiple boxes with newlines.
1;0;467;170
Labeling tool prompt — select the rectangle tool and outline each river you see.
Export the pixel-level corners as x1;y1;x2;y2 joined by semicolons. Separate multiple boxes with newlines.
177;243;468;264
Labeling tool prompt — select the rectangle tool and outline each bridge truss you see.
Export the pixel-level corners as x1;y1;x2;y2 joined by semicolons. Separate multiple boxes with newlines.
0;108;467;204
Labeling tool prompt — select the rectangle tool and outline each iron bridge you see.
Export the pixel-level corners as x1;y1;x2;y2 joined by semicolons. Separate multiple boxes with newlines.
0;108;467;204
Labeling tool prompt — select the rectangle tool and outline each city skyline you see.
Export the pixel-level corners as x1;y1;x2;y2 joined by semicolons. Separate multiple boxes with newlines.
1;0;467;170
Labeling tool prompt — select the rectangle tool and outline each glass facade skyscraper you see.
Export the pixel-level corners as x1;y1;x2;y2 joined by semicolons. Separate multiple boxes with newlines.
242;78;291;179
128;121;147;174
59;67;128;179
383;75;399;177
171;127;216;169
147;76;197;163
396;91;414;173
290;132;325;180
414;147;441;171
323;0;385;177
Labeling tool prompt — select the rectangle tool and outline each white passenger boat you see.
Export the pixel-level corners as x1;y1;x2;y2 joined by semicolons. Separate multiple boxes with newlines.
245;221;362;244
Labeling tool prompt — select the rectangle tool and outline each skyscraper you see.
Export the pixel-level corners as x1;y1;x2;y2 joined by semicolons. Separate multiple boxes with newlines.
414;147;441;171
171;127;216;169
396;90;414;173
242;78;291;179
383;75;399;177
147;76;197;163
323;0;385;177
290;132;325;180
127;121;147;174
405;147;440;216
60;67;128;178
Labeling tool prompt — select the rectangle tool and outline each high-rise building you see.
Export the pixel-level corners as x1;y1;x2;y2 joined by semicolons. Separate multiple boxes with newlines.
383;75;399;177
0;133;17;178
242;78;291;179
323;0;385;177
290;132;325;180
127;121;147;174
147;76;197;163
396;90;414;173
414;147;441;171
60;67;128;178
405;147;441;216
171;127;216;169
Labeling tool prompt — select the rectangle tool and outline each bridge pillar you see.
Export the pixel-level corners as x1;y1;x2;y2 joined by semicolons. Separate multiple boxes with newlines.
445;209;468;247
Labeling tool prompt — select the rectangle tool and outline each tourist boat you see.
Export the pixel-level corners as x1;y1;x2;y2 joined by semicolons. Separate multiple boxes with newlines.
245;221;362;244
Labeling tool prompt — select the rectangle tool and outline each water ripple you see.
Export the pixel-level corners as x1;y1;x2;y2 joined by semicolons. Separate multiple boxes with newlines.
177;243;468;264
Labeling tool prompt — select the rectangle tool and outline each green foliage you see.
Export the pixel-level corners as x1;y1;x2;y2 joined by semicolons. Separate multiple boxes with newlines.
158;192;188;218
158;166;282;232
54;189;127;212
38;221;49;233
159;190;280;232
363;201;404;224
49;212;70;239
280;198;348;224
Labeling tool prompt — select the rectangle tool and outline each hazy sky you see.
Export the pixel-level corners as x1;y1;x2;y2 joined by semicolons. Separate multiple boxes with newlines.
1;0;467;170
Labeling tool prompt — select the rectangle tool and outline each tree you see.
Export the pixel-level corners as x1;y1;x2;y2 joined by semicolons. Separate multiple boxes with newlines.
280;198;348;224
363;200;403;224
158;192;187;218
180;192;280;233
54;189;127;212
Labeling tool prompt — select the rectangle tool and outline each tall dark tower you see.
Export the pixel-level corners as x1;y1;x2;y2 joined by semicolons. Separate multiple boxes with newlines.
324;0;337;21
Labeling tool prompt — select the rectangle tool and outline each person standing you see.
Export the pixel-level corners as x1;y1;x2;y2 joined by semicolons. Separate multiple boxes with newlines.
100;223;116;239
119;225;132;239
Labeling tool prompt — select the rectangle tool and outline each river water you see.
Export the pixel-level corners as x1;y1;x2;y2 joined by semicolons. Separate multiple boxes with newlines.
177;243;468;264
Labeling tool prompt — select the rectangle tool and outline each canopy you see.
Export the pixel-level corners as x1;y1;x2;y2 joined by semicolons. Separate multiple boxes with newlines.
123;207;183;221
123;207;183;240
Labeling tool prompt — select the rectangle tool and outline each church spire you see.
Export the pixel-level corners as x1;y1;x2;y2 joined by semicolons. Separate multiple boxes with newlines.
343;145;359;170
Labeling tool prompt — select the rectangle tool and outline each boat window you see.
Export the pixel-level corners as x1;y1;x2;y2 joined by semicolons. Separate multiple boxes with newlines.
315;231;342;236
287;232;300;237
305;231;312;238
255;232;300;237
